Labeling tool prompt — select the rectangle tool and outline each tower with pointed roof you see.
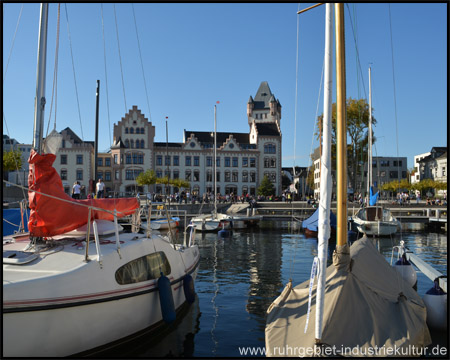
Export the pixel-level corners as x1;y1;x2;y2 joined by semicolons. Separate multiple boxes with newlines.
247;81;282;129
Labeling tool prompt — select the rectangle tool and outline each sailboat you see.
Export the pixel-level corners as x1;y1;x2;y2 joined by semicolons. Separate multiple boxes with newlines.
352;66;400;236
190;104;232;231
265;4;430;356
3;4;200;357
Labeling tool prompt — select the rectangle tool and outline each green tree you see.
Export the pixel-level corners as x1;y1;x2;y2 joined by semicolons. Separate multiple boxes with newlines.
316;98;376;194
3;150;23;172
136;170;157;187
257;175;275;196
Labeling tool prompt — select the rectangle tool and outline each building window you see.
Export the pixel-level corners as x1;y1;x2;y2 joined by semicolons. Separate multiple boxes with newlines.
216;157;220;167
206;170;212;182
76;155;83;165
380;160;390;167
114;154;118;164
242;171;248;182
193;170;200;182
250;158;256;167
443;167;446;177
194;156;200;166
207;156;213;167
126;154;132;164
136;128;140;134
115;170;119;180
173;170;179;179
141;140;144;148
61;155;67;165
242;157;248;167
156;170;162;178
216;171;221;182
105;171;111;181
232;171;238;182
225;157;230;167
98;158;103;166
372;159;377;168
185;156;191;166
250;172;256;182
141;128;144;134
105;158;111;166
125;139;130;148
225;171;231;182
76;169;83;180
98;171;103;180
165;156;171;166
130;140;134;149
232;157;238;167
389;171;398;179
125;128;129;134
133;153;138;164
61;169;67;180
130;127;134;134
157;155;163;166
135;140;140;149
264;144;276;154
185;170;191;181
270;158;276;168
264;157;270;168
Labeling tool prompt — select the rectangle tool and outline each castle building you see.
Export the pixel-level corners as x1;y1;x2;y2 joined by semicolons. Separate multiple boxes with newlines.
109;81;282;197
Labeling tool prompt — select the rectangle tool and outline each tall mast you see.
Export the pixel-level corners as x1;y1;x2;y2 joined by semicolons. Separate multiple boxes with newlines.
315;2;333;343
335;3;347;247
32;3;49;153
94;80;100;182
367;66;373;194
214;104;217;217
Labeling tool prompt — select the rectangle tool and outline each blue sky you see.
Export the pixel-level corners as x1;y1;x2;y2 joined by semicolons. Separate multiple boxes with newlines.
3;3;447;169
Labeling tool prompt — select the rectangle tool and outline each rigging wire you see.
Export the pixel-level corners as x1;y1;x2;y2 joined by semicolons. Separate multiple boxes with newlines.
293;3;300;171
64;4;84;141
3;3;23;84
113;3;128;113
100;4;112;148
45;3;61;138
131;3;152;122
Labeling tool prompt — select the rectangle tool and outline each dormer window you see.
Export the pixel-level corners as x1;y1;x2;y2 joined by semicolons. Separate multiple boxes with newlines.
190;142;195;148
229;143;234;149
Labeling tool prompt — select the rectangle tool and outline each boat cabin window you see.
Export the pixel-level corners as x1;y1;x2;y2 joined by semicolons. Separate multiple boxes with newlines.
115;251;171;285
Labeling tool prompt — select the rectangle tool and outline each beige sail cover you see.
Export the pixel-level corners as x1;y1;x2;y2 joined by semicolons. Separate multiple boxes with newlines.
265;237;431;357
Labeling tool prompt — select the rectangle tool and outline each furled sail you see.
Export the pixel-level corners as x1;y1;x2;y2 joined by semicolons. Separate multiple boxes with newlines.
27;150;139;237
369;185;379;206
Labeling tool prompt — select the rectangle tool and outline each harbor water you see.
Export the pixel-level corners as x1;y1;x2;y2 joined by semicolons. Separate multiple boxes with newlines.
99;221;447;357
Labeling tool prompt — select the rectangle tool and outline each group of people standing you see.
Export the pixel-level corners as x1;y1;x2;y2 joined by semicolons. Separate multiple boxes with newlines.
72;178;105;199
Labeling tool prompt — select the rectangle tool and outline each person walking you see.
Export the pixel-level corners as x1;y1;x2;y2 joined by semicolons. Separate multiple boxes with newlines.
96;178;105;198
72;181;81;199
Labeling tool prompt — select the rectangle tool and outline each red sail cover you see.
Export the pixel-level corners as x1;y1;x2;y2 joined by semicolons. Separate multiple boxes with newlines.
28;150;139;237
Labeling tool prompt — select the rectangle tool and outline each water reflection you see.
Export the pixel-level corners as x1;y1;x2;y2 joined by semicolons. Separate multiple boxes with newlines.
126;221;447;357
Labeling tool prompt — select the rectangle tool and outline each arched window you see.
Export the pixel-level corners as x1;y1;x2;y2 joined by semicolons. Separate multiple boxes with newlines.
136;127;140;134
135;140;140;149
140;140;145;148
130;127;134;134
125;127;129;134
125;139;130;148
141;127;145;134
130;139;134;148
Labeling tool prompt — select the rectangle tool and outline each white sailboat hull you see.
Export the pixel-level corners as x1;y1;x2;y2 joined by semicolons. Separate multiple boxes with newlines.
3;232;200;357
190;214;232;232
352;206;399;236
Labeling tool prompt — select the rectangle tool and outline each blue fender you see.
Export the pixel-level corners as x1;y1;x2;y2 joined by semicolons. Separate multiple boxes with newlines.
183;274;196;303
158;273;176;324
